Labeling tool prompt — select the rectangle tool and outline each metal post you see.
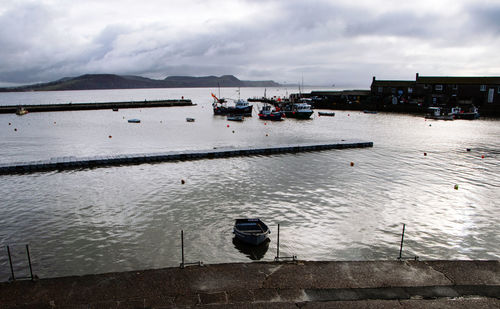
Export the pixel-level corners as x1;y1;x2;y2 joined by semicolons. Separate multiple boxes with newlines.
181;230;185;268
398;224;405;260
7;245;15;281
276;224;280;259
26;244;33;280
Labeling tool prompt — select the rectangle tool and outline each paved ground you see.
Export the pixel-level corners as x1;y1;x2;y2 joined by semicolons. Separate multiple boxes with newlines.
0;260;499;308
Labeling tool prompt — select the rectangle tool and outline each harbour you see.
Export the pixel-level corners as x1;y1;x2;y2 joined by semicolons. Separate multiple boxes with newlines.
0;87;499;283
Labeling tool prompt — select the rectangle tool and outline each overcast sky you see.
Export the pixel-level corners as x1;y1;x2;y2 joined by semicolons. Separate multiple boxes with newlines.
0;0;499;87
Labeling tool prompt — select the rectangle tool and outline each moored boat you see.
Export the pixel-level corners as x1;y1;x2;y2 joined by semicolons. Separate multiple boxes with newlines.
128;118;141;123
186;117;195;122
233;218;270;245
318;111;335;117
282;102;313;119
258;104;283;121
212;95;253;116
425;107;454;120
227;114;243;121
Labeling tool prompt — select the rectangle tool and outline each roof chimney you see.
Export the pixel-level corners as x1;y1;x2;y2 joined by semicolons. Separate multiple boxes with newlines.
416;73;419;80
373;76;376;82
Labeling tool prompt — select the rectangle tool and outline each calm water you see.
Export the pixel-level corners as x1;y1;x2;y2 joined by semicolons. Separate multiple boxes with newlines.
0;88;499;281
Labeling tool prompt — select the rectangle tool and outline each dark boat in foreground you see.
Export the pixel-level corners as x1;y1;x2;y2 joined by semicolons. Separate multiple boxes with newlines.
233;218;270;245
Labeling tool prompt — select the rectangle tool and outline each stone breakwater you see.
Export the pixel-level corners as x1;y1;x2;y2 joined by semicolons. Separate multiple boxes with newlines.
0;141;373;175
0;99;194;114
0;260;498;308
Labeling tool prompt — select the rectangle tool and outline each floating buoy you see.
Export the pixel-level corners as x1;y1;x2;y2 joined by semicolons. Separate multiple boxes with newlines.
266;134;268;136
232;130;235;133
466;148;471;152
350;162;354;166
227;124;230;128
429;124;432;127
481;155;485;159
14;128;17;131
181;179;185;184
8;122;11;125
109;135;112;138
348;114;350;116
264;123;267;125
54;122;56;124
424;152;427;156
454;184;459;190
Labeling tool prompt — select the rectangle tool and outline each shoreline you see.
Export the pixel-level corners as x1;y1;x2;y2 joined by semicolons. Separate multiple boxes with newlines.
1;260;498;308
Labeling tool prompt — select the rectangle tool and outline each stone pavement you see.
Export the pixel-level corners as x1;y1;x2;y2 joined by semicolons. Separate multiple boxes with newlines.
0;260;499;308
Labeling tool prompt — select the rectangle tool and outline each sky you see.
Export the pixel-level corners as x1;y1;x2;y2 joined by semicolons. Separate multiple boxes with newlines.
0;0;499;88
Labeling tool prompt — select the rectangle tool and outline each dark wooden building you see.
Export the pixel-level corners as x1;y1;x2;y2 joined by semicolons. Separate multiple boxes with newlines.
371;73;500;115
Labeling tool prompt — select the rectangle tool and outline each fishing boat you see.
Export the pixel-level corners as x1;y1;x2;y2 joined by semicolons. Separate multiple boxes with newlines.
318;111;335;117
450;105;480;120
212;94;253;116
227;114;243;121
233;218;270;245
258;104;283;121
282;102;313;119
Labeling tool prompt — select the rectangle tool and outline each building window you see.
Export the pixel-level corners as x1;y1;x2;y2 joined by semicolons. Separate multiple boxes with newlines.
408;87;413;93
424;84;429;89
453;84;458;90
378;87;383;93
435;85;443;91
497;87;500;94
480;85;486;91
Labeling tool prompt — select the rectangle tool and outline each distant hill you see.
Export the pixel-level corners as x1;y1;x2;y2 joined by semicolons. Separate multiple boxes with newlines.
0;74;281;92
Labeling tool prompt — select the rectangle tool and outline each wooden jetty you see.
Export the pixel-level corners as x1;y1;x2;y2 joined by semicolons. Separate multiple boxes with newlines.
0;99;194;114
0;141;373;175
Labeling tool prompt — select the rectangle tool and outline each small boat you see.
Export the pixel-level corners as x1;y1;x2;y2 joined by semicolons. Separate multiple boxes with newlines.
128;118;141;123
233;218;271;245
258;104;283;121
15;106;28;116
363;110;377;114
186;117;195;122
227;114;243;121
425;107;454;120
112;107;119;111
318;111;335;117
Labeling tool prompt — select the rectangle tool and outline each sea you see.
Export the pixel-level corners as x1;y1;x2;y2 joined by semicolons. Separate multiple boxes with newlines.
0;87;499;281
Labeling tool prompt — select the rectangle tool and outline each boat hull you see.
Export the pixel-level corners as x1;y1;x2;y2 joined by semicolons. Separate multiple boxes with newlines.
283;110;313;119
213;105;252;116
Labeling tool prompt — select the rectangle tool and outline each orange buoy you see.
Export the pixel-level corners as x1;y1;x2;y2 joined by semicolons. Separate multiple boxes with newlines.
350;162;354;166
481;155;485;159
109;135;112;138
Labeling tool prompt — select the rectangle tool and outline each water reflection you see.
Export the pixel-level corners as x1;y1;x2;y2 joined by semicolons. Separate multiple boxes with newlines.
232;237;270;260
